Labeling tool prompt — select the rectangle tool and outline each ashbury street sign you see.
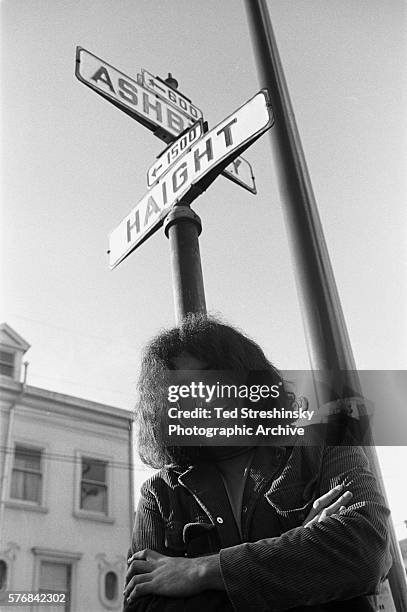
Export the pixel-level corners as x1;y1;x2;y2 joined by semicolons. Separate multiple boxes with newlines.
108;90;273;269
75;47;194;143
222;156;256;194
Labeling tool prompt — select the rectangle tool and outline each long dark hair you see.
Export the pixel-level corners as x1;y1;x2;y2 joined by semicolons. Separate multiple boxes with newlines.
135;314;293;468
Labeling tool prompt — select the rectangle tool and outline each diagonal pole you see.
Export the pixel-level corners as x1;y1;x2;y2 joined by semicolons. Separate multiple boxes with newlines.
244;1;407;609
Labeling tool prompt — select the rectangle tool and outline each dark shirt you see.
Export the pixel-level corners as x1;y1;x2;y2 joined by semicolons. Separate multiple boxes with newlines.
125;443;391;611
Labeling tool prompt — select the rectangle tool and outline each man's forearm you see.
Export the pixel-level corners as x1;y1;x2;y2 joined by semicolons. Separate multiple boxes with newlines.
194;553;225;591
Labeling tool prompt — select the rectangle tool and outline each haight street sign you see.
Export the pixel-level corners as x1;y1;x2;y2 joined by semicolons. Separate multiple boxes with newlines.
142;69;256;194
75;47;194;143
108;90;273;269
149;126;257;194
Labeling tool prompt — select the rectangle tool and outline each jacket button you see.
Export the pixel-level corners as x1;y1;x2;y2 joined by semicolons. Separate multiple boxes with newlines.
216;516;224;524
242;505;248;513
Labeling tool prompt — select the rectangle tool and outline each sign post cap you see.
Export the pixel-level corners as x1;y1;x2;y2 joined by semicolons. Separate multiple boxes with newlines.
165;73;178;90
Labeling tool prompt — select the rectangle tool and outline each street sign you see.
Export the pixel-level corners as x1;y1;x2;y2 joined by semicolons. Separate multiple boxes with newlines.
108;89;273;268
142;69;203;122
222;156;256;194
76;48;257;193
75;47;194;143
147;121;204;187
142;69;256;194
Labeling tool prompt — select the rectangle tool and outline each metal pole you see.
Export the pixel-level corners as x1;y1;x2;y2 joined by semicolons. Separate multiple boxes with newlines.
162;75;207;324
164;205;206;323
244;1;407;609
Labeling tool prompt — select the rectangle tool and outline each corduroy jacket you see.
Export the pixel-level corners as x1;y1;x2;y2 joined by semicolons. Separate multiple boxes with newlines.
125;442;391;611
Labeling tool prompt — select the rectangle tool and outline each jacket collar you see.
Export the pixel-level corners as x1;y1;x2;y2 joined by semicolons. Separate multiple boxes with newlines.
175;446;288;546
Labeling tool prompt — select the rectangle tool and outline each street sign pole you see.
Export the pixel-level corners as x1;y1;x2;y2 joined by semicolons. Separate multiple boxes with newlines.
164;205;206;322
162;76;206;323
244;1;407;610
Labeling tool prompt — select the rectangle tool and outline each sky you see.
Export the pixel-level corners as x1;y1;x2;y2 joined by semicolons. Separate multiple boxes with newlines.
1;0;406;539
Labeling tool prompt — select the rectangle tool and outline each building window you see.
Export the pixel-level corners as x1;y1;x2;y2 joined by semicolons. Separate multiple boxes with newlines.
0;350;14;377
10;445;42;503
80;457;107;514
74;452;113;523
39;561;71;611
104;571;118;601
32;548;81;612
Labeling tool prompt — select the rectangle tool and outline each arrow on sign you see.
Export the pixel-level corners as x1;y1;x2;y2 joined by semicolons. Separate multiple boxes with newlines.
147;121;204;187
108;90;273;269
150;163;163;178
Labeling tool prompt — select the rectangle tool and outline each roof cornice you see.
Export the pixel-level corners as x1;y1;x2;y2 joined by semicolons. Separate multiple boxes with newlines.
0;377;133;426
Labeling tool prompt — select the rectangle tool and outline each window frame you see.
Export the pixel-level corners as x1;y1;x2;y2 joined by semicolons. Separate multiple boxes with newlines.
73;450;114;524
31;548;82;612
80;457;108;514
7;440;49;513
0;349;15;378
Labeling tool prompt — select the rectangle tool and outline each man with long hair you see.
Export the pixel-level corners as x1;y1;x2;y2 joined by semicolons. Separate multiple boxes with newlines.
124;315;390;611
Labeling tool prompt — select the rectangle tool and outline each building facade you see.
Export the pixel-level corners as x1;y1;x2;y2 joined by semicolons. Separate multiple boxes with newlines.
0;323;134;611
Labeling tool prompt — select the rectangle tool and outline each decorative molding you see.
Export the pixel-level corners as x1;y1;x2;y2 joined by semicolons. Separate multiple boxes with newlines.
0;543;20;599
0;374;133;412
5;501;49;514
73;510;114;524
0;385;133;433
21;385;132;420
0;324;30;352
95;553;126;609
1;542;20;561
95;553;126;573
31;547;82;561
